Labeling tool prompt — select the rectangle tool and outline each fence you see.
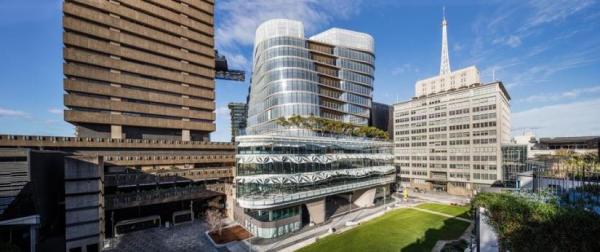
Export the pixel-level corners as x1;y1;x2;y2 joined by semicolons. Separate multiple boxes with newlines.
531;163;600;212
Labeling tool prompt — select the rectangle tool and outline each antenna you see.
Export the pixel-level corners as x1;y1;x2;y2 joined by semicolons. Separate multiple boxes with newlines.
492;68;496;81
443;6;446;21
439;6;451;75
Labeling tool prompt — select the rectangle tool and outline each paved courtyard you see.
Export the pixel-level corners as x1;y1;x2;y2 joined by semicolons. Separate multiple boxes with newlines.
104;221;221;252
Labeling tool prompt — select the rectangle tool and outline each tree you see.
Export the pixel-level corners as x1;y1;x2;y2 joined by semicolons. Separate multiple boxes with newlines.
275;117;290;129
288;114;303;129
273;115;390;139
205;209;225;237
472;192;600;251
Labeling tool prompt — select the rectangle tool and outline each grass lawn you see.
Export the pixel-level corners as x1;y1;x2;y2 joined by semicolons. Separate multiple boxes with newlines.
414;203;471;219
297;204;470;252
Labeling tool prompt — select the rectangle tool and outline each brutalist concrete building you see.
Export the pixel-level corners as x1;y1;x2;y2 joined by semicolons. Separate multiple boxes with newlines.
63;0;217;141
0;1;238;252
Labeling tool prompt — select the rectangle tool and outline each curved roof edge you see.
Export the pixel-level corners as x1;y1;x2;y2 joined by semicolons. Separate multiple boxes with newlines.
254;19;304;49
309;28;375;53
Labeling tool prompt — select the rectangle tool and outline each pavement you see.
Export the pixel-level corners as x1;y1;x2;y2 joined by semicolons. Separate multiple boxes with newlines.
407;191;471;205
103;221;222;252
409;206;472;223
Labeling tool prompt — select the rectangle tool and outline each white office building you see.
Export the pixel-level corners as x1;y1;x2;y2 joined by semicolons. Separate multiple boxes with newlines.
393;11;512;195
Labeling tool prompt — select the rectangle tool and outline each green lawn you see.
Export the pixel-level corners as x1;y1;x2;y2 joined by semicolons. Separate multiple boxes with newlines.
297;204;470;252
414;203;471;219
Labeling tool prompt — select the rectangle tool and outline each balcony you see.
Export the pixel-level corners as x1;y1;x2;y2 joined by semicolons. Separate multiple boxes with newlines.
105;184;225;210
236;175;395;209
105;167;232;187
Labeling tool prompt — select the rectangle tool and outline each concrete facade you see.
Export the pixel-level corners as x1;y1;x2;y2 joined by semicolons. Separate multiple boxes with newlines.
352;188;376;208
63;0;216;141
64;156;104;252
305;199;326;224
394;82;511;196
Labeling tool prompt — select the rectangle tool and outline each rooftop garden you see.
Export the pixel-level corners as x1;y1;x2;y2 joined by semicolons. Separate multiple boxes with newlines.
275;115;389;140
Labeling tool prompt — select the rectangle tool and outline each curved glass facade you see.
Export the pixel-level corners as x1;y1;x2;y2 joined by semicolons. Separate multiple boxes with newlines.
236;19;386;240
235;135;394;201
246;20;375;135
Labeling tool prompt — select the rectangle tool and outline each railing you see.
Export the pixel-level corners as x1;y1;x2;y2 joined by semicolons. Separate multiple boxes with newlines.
0;134;234;148
105;185;225;210
236;176;396;209
105;167;233;187
239;128;391;143
523;164;600;213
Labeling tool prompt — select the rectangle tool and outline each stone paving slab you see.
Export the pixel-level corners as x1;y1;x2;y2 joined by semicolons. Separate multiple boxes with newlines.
103;221;220;252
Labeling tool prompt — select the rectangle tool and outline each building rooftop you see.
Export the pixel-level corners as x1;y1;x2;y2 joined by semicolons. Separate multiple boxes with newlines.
538;136;600;144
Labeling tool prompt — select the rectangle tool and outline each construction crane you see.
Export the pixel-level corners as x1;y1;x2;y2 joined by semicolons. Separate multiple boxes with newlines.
215;50;245;81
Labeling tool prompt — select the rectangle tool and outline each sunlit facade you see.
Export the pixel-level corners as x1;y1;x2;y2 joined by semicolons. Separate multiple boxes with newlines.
234;19;393;239
246;19;375;134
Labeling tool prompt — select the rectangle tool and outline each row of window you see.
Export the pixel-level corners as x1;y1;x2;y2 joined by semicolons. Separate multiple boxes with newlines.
473;173;497;180
341;81;372;96
472;104;496;112
339;58;374;75
473;164;497;170
341;70;373;86
473;112;496;121
334;47;375;65
472;138;497;144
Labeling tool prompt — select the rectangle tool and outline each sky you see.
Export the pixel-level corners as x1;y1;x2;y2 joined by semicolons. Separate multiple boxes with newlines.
0;0;599;142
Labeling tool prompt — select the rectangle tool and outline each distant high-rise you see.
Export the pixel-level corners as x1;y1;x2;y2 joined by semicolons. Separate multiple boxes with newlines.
228;102;247;142
370;102;393;137
245;19;375;134
63;0;216;141
393;10;512;196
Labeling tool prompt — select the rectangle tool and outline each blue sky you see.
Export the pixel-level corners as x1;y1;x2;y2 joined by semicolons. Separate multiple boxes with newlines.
0;0;599;141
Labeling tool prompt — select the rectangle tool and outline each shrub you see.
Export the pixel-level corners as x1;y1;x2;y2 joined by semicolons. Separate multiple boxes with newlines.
472;192;600;251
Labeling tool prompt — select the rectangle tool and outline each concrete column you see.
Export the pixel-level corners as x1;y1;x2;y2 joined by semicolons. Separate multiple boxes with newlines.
305;199;325;224
352;188;376;208
29;225;37;252
111;125;122;139
182;129;191;141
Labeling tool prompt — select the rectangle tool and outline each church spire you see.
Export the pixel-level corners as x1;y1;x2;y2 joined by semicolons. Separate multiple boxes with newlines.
440;6;451;75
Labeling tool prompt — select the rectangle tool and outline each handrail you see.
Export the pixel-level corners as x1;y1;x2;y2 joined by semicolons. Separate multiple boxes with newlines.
236;176;395;209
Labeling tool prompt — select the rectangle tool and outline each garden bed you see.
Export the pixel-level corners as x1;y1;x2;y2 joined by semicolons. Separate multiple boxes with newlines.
208;225;252;245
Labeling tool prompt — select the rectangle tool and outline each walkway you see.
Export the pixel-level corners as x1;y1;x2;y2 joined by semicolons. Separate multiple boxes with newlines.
409;207;472;223
408;191;471;205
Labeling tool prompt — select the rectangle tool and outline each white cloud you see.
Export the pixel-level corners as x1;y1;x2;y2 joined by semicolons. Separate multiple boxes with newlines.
0;107;27;117
505;35;522;48
520;85;600;103
520;0;594;32
214;106;230;116
48;108;63;115
512;99;600;137
452;42;464;52
216;0;363;48
391;64;420;76
492;35;522;48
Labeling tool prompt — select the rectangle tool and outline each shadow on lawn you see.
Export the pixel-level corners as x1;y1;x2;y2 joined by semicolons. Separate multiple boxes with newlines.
401;216;470;252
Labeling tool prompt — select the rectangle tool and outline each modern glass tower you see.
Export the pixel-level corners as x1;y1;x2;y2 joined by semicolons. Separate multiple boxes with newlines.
246;19;375;134
234;19;394;239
